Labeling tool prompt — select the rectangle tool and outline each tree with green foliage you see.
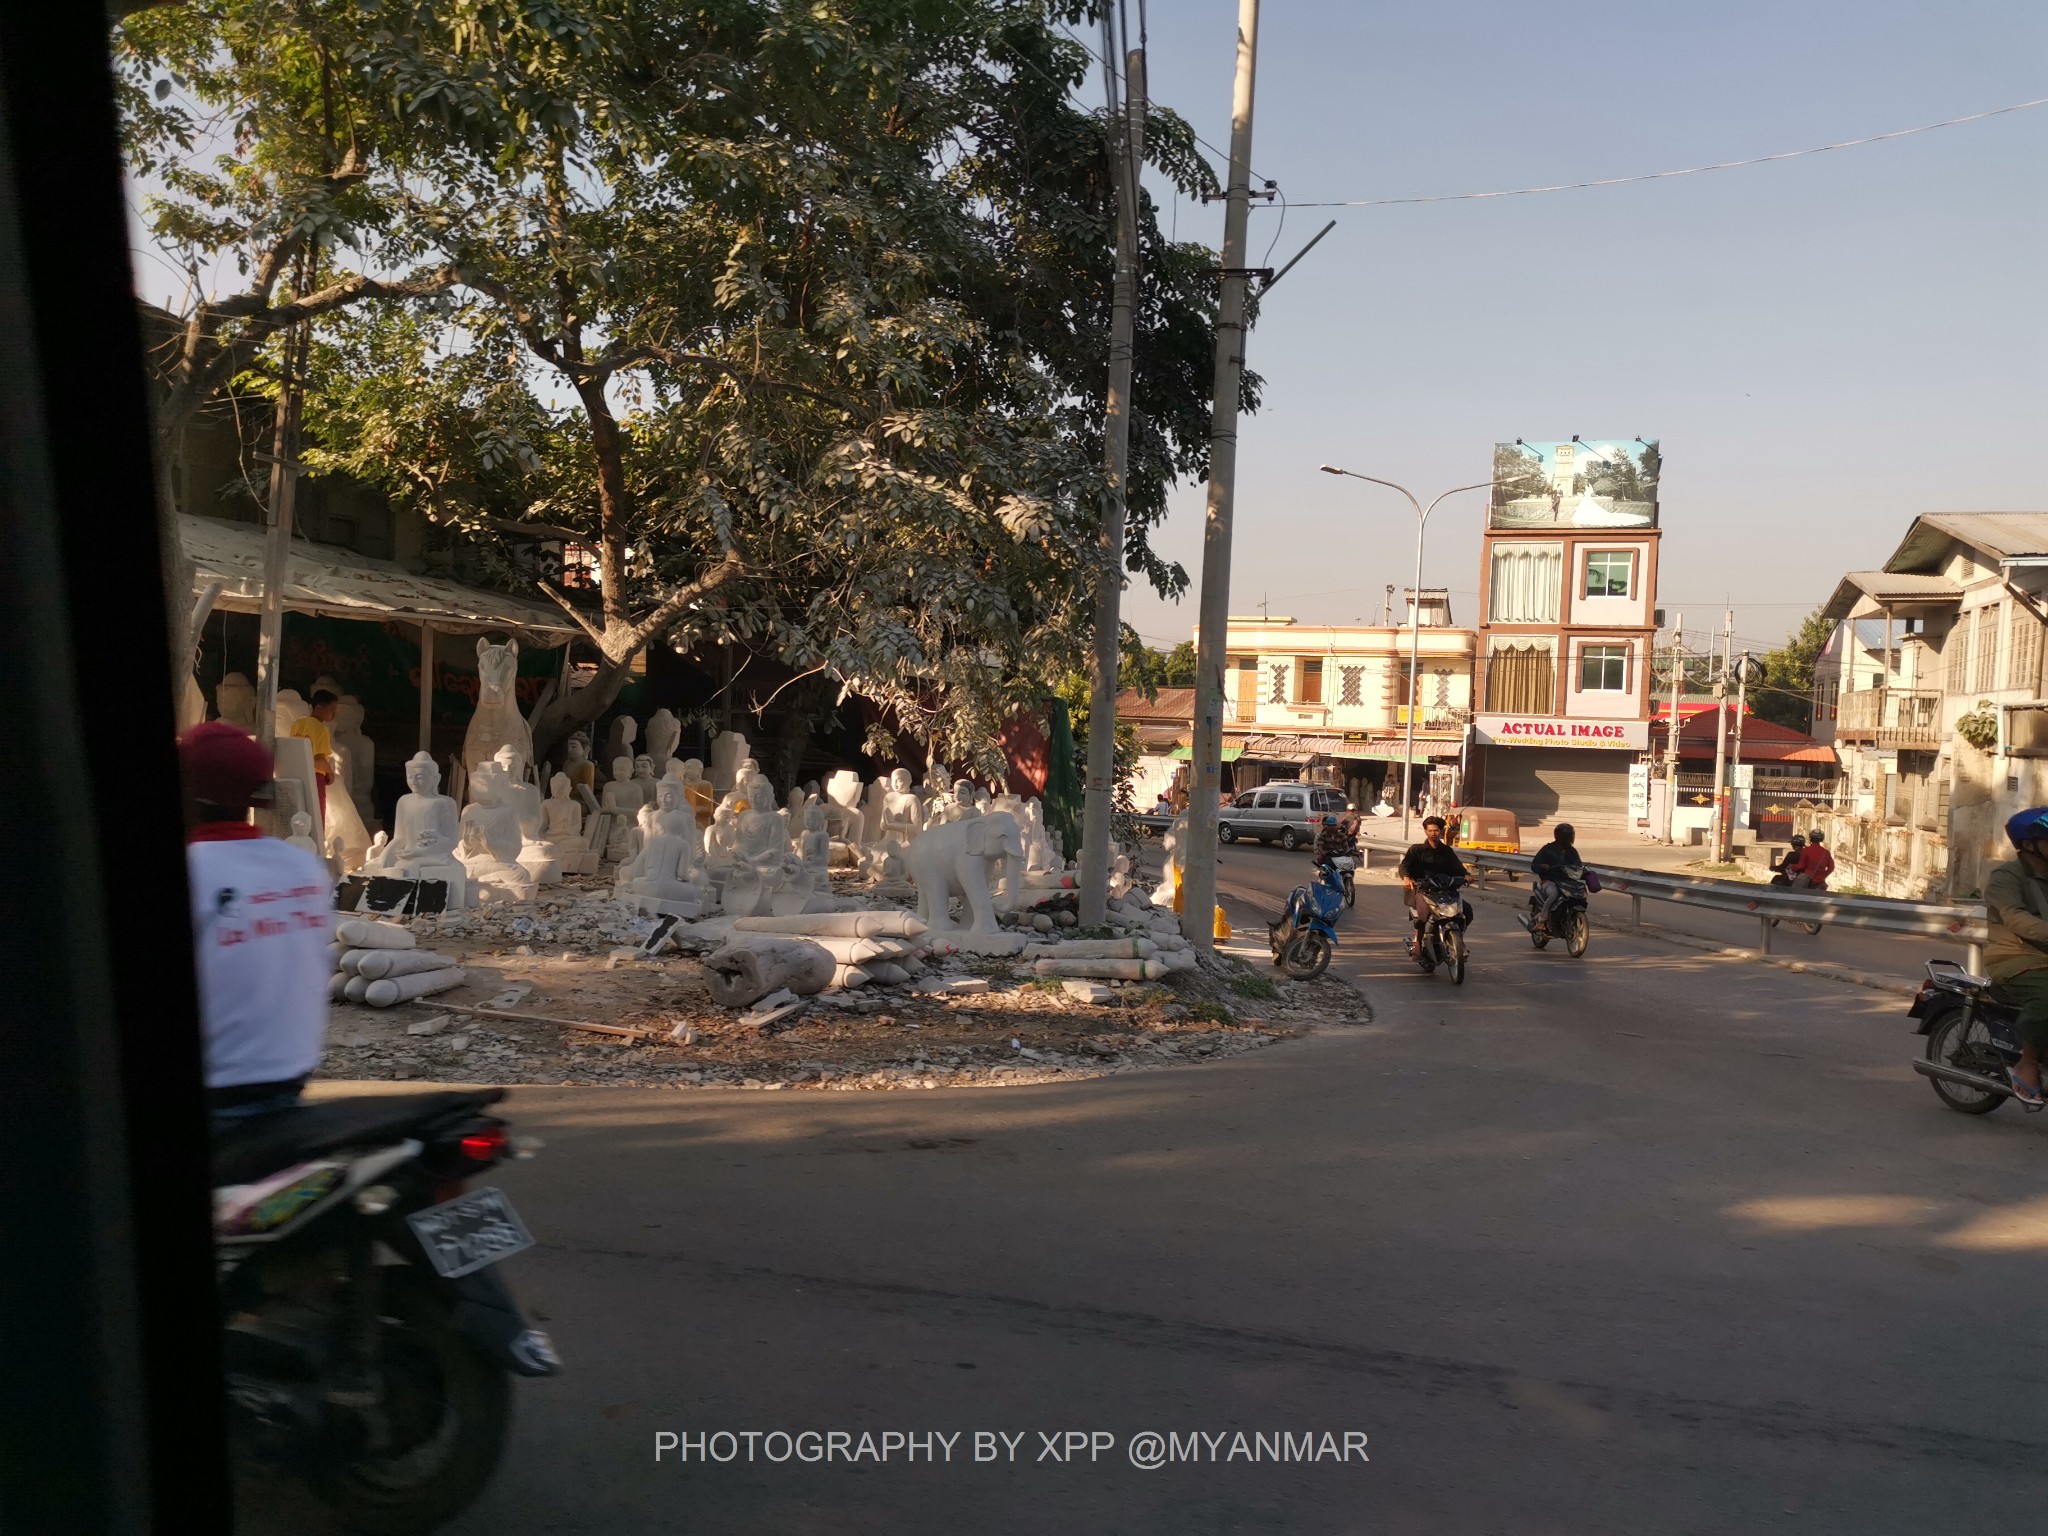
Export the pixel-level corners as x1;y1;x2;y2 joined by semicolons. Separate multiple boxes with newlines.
116;0;1239;770
1751;610;1835;732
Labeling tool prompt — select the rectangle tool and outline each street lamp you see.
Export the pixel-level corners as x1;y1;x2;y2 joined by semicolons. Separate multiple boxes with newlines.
1318;465;1500;841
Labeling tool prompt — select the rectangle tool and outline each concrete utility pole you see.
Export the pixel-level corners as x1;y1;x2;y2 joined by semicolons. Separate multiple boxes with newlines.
1731;650;1756;849
1078;33;1147;928
1179;0;1261;951
1709;612;1733;861
1663;612;1684;844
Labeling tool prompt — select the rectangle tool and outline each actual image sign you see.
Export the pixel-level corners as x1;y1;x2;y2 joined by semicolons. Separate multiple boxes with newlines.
1490;440;1659;530
1474;716;1651;750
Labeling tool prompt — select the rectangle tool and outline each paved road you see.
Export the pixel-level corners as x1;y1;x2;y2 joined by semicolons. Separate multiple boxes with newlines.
270;853;2048;1534
1343;829;1969;983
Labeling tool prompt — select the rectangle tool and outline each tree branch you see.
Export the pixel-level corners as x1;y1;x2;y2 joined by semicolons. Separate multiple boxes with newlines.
574;342;850;410
536;580;610;648
617;548;748;656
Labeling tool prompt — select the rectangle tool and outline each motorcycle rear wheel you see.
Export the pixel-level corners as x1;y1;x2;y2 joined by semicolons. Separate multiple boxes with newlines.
1923;1009;2008;1116
303;1270;513;1535
1282;931;1332;979
1564;911;1589;958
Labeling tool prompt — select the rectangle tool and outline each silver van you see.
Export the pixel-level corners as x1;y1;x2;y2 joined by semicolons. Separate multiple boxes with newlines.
1219;783;1351;849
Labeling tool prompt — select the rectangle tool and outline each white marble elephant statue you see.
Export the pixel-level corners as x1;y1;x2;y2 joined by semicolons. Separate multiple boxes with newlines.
905;810;1024;934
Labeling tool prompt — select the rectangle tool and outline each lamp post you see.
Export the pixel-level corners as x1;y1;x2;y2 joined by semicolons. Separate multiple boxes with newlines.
1319;466;1500;841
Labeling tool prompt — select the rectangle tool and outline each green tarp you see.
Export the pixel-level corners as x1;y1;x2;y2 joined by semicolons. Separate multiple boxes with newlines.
1042;697;1083;857
1170;745;1242;761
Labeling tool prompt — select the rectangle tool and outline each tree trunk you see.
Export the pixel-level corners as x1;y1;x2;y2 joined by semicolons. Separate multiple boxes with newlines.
528;649;635;769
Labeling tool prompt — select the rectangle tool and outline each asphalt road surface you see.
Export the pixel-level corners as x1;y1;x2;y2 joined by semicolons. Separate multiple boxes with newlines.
1344;828;1971;983
264;848;2048;1535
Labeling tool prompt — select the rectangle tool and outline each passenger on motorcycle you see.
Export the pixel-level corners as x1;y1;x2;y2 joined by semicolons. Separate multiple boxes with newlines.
1781;828;1834;890
179;722;335;1136
1529;823;1584;931
1399;816;1466;949
1981;807;2048;1105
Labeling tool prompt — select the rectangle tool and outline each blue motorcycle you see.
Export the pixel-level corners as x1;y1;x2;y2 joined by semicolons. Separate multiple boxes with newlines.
1268;857;1350;979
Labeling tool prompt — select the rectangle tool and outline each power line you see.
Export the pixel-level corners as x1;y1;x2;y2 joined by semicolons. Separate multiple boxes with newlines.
1287;96;2048;209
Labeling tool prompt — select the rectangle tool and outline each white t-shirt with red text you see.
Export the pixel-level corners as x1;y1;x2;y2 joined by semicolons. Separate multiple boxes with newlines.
186;827;334;1089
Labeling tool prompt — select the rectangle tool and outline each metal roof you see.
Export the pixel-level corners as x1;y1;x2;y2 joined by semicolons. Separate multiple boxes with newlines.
1878;512;2048;581
182;513;580;639
1820;569;1962;621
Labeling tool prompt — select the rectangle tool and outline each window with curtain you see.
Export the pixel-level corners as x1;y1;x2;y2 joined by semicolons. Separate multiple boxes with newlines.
1974;604;2000;694
2009;609;2042;694
1487;543;1562;623
1485;642;1556;714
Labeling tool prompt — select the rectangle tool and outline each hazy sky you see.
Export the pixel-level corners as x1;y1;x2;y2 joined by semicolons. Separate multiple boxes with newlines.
1116;0;2047;657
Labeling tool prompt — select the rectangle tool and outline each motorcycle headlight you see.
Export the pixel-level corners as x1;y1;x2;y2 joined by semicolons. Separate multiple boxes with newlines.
1433;901;1462;919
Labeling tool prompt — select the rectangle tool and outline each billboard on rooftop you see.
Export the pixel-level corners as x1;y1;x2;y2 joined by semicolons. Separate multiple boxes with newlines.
1489;440;1659;530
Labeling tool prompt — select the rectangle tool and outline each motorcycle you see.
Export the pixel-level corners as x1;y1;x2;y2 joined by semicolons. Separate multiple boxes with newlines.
1411;874;1473;985
1336;842;1359;907
1269;859;1348;979
1907;959;2041;1115
1766;870;1826;936
1522;874;1592;958
213;1087;560;1532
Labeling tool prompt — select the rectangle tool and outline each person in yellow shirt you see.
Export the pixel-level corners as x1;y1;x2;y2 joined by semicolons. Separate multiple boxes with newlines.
291;689;340;808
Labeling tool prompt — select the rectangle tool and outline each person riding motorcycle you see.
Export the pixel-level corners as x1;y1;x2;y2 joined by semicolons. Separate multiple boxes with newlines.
1312;813;1355;866
1527;823;1584;933
1980;807;2048;1106
1399;815;1466;951
1782;828;1834;890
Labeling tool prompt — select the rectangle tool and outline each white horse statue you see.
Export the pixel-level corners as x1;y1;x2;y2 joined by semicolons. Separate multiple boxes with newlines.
460;636;535;786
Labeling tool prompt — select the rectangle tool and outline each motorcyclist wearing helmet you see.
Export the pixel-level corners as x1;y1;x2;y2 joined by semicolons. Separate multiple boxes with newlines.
1983;807;2048;1106
1526;823;1585;934
1782;828;1834;890
1311;813;1353;866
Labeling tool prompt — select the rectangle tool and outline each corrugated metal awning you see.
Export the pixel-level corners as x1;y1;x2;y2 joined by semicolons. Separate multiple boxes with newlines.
181;513;581;639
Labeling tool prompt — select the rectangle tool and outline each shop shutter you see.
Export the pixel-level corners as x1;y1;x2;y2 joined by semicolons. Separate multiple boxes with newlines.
1481;749;1632;830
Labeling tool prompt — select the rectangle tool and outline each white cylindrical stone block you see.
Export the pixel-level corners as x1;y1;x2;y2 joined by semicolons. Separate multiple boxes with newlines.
1030;957;1166;981
363;968;467;1008
353;948;463;981
336;918;416;950
731;912;929;939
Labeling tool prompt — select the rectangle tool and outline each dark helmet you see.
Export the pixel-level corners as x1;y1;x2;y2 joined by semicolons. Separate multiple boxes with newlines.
1806;829;1825;845
2006;808;2048;847
1788;833;1807;848
1554;823;1576;845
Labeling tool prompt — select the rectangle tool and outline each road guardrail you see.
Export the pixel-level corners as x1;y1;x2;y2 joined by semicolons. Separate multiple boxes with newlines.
1450;848;1986;966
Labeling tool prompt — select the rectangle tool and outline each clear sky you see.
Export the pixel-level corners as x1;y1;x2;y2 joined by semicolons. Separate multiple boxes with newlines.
1118;0;2047;658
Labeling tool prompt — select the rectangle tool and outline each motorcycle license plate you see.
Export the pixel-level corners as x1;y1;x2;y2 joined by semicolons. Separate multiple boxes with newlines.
406;1186;534;1279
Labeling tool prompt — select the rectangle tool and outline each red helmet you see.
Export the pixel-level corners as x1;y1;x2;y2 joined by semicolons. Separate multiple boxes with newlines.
179;720;275;811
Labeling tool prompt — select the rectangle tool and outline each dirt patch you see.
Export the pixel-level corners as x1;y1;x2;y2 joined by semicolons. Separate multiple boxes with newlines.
316;911;1371;1092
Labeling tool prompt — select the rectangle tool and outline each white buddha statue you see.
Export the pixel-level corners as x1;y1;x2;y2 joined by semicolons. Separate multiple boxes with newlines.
799;795;831;874
668;756;715;831
595;755;645;863
561;733;602;817
360;751;471;908
286;811;322;858
214;671;258;733
725;767;791;918
643;708;681;774
332;695;377;823
492;742;557;886
702;799;742;904
540;772;595;875
615;778;708;913
458;759;536;903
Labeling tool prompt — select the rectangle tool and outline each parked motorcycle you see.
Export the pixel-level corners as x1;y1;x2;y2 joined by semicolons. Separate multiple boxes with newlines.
1908;959;2040;1115
213;1087;560;1532
1270;860;1347;979
1412;874;1473;985
1523;875;1592;958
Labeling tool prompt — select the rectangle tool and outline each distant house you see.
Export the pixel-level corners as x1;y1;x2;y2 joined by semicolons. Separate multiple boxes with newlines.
1820;512;2048;898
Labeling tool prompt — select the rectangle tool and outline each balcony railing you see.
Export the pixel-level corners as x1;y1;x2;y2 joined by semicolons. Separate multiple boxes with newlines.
1835;687;1941;748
